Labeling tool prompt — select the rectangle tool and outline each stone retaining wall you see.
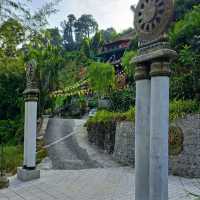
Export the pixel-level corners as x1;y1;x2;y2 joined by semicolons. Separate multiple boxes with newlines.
113;114;200;178
169;114;200;178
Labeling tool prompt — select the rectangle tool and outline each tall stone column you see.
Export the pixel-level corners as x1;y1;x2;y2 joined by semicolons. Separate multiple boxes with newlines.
18;60;40;181
135;65;150;200
132;0;176;199
23;90;39;169
149;62;170;200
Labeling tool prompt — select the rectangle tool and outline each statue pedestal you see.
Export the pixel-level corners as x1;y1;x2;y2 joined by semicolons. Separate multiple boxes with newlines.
17;167;40;182
0;176;9;189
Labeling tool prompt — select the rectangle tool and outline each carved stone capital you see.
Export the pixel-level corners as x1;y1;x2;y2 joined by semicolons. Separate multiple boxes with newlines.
23;88;39;102
135;65;150;81
150;62;171;77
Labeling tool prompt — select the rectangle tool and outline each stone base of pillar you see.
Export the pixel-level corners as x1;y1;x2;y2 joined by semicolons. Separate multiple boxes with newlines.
17;167;40;182
0;176;9;189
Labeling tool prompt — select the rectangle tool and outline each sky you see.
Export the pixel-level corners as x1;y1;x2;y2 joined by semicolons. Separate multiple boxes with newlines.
29;0;139;32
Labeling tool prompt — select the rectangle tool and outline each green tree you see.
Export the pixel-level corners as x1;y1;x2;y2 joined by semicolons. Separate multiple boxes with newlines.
57;51;91;89
46;28;62;46
174;0;200;21
169;5;200;50
0;19;25;57
101;28;117;43
88;62;115;97
121;51;137;82
81;38;91;58
169;5;200;100
24;32;65;113
75;14;98;43
0;0;29;25
0;55;25;120
90;31;104;56
0;0;61;31
61;14;76;50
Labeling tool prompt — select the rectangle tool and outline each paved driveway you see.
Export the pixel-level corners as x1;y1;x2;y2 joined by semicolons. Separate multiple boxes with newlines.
1;167;200;200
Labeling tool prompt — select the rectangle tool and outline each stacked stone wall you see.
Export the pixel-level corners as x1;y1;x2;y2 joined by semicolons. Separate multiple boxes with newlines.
113;114;200;178
113;122;135;165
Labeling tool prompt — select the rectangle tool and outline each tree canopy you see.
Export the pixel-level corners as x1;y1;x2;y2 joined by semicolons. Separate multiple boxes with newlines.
61;14;98;50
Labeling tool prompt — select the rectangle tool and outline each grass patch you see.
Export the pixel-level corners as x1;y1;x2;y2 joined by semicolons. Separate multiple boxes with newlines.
0;139;47;176
2;145;23;175
36;139;48;164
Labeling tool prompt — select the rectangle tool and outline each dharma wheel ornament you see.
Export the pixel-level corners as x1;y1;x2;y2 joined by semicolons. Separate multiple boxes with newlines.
134;0;174;41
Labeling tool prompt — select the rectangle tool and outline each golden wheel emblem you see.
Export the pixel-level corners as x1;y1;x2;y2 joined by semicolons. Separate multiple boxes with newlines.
134;0;174;41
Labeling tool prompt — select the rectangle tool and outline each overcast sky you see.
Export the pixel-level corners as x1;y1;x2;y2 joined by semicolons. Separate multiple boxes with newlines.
29;0;139;32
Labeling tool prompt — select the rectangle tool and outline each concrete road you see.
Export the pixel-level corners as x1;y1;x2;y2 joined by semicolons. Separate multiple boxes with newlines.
44;118;100;170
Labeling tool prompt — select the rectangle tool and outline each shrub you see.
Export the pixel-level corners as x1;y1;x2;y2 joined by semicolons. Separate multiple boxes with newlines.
109;88;135;112
0;118;24;144
86;107;135;153
169;5;200;49
169;100;200;121
86;107;135;125
88;97;98;108
121;51;137;79
36;140;48;165
86;100;199;154
3;145;23;175
87;100;199;125
170;73;195;100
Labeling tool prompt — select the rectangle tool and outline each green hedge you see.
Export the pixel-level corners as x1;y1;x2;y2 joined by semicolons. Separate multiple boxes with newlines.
86;107;135;125
87;100;199;125
86;100;199;153
86;107;135;153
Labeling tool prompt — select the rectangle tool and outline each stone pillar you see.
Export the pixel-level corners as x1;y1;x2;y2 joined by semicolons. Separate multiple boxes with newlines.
149;62;170;200
23;92;39;168
135;65;150;200
18;60;40;181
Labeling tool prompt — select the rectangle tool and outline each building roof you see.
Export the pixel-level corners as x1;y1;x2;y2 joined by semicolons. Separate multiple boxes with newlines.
104;31;135;47
95;30;136;64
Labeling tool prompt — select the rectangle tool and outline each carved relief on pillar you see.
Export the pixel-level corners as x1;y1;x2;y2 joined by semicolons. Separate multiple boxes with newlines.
26;59;38;89
24;59;39;102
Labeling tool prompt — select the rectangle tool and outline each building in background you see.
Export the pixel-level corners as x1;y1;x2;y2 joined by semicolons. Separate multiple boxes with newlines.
96;31;134;74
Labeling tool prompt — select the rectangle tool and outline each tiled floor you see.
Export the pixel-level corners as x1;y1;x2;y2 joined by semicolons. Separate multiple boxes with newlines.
0;167;200;200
